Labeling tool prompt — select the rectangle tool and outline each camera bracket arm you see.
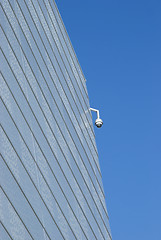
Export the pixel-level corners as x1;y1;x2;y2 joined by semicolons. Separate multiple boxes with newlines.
90;108;100;119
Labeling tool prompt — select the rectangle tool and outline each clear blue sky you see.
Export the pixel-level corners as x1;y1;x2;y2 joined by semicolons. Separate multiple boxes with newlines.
56;0;161;239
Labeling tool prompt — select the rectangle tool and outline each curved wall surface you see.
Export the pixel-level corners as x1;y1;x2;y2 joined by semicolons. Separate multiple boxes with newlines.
0;0;112;239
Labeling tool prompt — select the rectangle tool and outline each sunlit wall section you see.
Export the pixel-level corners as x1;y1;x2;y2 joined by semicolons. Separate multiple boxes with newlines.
0;0;112;239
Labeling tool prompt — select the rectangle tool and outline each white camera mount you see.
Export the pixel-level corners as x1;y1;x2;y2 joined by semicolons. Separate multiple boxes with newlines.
90;108;103;128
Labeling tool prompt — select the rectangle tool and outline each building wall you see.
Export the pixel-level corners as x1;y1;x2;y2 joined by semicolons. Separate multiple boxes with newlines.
0;0;112;239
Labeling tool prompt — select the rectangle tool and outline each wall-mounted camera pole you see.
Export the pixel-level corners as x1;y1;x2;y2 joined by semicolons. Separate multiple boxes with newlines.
90;108;100;119
90;108;103;128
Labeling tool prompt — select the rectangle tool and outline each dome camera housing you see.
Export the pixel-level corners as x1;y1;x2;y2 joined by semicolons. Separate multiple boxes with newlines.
95;118;103;128
90;108;103;128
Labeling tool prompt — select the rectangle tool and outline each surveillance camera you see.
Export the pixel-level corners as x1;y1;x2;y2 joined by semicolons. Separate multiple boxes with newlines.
90;108;103;128
95;118;103;128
